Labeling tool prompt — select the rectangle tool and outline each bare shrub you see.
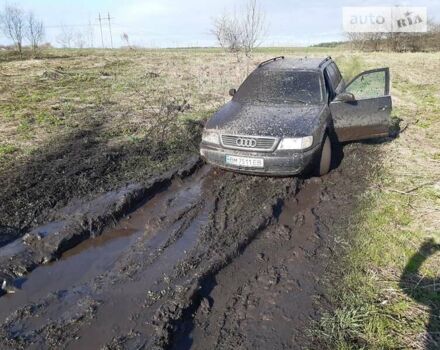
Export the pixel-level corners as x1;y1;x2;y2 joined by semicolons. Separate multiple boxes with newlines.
366;33;384;51
25;12;44;52
56;24;74;48
426;19;440;51
346;33;369;51
121;32;133;49
130;84;199;156
145;97;191;147
346;32;384;51
73;31;86;49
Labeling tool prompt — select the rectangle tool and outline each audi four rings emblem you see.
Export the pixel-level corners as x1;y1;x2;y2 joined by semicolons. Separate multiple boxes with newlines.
236;138;257;148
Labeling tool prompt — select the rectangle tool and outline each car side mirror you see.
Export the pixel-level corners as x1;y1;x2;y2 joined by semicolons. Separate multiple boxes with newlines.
335;92;355;102
229;88;236;97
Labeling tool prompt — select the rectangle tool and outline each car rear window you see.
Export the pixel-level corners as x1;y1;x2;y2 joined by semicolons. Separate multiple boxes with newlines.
234;69;323;105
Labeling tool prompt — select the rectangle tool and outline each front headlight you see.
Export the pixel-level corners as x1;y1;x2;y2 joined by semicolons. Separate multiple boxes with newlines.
202;130;220;145
277;136;313;150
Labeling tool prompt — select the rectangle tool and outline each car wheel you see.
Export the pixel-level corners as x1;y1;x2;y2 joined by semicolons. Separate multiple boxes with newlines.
318;134;332;176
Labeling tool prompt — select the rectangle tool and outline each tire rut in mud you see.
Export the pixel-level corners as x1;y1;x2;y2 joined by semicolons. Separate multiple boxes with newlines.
170;179;329;350
164;142;384;350
0;166;297;350
0;140;384;349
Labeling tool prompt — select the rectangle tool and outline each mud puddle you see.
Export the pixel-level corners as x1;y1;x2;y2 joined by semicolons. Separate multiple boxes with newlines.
67;202;214;350
0;164;299;349
0;166;213;320
0;229;139;317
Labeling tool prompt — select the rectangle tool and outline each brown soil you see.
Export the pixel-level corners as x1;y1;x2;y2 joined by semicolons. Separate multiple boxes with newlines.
0;137;385;349
0;118;202;246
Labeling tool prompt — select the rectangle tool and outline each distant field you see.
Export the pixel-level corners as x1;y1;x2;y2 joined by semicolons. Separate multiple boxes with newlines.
0;47;439;348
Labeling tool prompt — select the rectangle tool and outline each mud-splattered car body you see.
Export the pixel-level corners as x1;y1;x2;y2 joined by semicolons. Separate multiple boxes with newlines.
200;56;392;176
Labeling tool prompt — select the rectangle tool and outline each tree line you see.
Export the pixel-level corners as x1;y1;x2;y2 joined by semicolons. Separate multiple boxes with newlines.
346;21;440;52
0;4;45;55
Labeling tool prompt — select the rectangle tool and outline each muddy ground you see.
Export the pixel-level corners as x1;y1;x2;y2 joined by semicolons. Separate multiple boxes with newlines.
0;135;386;349
0;115;202;246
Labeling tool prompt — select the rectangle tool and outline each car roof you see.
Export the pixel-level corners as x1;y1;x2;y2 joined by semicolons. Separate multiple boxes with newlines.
258;56;331;71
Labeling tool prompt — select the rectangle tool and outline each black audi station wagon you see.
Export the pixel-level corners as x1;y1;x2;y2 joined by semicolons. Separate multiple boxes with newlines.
200;56;392;176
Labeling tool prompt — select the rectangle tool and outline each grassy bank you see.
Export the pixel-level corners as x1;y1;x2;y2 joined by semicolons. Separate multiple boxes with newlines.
316;52;440;349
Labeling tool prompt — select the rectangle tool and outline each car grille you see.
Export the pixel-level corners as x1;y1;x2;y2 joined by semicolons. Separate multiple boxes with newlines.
221;134;277;151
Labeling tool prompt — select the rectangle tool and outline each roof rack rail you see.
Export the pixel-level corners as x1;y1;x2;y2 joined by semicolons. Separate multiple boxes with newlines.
318;56;332;68
258;56;285;68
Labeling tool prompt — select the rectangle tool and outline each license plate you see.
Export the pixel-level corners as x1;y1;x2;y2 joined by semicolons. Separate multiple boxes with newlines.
225;155;264;168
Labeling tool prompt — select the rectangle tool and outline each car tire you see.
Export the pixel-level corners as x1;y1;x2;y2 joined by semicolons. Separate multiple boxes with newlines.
318;134;332;176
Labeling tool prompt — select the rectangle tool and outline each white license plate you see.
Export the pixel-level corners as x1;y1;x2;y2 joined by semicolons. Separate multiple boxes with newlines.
225;155;264;168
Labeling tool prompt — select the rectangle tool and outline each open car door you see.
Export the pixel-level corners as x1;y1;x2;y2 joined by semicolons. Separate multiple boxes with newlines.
330;68;392;142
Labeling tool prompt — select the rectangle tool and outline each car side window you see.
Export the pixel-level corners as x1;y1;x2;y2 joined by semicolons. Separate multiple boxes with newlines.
324;66;337;100
327;65;336;85
330;63;342;87
322;72;331;102
346;69;388;100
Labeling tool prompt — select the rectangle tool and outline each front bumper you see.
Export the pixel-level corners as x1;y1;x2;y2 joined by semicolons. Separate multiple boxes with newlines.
200;143;320;176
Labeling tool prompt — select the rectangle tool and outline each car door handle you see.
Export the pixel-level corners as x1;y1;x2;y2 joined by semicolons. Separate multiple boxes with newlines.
378;106;389;111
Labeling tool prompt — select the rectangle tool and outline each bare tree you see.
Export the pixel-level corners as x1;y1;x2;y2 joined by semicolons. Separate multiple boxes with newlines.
56;24;74;48
211;0;266;58
73;31;86;48
427;19;440;51
428;19;440;33
121;32;133;49
346;32;377;51
26;12;44;52
242;0;266;57
367;33;384;51
211;13;242;53
0;5;25;55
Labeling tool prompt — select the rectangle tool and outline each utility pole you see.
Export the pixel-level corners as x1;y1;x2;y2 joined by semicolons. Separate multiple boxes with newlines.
88;19;94;48
97;13;104;48
107;12;114;49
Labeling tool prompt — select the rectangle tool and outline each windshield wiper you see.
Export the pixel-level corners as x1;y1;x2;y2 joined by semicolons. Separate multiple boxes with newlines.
247;97;310;105
294;99;308;104
284;99;308;104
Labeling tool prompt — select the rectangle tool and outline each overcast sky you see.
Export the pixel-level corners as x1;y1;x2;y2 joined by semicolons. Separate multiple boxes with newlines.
1;0;439;48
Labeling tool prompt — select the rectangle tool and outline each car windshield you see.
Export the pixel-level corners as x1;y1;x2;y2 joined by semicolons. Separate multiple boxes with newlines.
234;69;323;105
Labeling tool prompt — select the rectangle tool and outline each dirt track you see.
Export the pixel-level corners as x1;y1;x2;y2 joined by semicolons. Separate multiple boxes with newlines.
0;138;384;349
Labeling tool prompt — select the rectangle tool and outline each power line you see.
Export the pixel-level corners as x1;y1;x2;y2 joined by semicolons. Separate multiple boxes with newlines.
107;12;114;49
45;24;97;28
88;19;94;48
